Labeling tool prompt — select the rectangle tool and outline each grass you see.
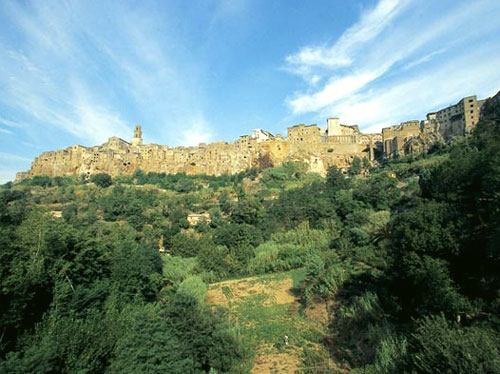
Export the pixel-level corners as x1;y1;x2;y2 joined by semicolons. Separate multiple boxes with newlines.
207;269;330;373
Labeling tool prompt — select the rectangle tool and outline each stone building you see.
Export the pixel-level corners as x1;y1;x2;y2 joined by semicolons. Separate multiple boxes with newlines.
252;129;274;143
287;124;322;143
382;121;422;157
427;95;486;141
187;212;211;226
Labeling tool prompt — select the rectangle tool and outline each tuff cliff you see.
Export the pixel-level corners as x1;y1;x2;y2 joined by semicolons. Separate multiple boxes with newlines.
15;118;441;182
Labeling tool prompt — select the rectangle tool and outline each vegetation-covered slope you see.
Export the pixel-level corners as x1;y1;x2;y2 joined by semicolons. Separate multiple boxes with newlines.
1;95;500;373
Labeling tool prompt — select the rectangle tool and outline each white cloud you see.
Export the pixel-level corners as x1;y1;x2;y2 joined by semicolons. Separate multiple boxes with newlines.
0;1;213;148
284;0;500;124
0;152;32;162
402;48;448;71
289;72;379;114
286;0;409;75
0;128;13;135
177;116;214;146
0;116;25;128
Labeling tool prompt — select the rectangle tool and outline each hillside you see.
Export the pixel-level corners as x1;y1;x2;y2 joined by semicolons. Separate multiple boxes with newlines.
1;94;500;373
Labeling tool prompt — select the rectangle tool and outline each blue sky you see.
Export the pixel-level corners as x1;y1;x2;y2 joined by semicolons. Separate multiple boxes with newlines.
1;0;500;182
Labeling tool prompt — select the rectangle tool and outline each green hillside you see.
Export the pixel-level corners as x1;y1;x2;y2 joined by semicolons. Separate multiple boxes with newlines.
1;95;500;373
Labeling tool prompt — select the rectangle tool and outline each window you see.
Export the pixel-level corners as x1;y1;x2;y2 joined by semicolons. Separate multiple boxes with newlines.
468;99;473;102
471;110;474;113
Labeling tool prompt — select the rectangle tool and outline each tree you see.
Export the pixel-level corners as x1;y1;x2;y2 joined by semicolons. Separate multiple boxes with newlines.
90;173;112;188
230;197;262;225
409;314;500;374
348;156;362;176
108;304;193;374
353;173;400;211
326;165;349;192
362;157;371;170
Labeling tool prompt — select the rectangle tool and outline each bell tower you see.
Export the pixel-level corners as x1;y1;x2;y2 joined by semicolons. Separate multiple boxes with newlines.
132;125;142;146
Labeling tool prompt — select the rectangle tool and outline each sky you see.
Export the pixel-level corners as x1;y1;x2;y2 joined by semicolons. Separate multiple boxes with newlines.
1;0;500;183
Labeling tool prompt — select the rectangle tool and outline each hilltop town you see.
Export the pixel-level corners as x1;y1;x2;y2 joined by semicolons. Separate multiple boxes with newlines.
15;94;489;182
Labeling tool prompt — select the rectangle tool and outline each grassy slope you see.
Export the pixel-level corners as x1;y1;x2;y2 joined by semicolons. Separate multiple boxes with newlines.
207;269;342;374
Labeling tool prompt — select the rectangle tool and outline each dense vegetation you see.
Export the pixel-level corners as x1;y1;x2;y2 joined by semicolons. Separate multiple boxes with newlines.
1;96;499;373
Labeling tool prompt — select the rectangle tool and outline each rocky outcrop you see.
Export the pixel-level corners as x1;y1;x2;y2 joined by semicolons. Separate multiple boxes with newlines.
15;117;441;182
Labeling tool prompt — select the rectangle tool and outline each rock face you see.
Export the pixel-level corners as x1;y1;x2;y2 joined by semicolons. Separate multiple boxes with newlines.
15;118;441;182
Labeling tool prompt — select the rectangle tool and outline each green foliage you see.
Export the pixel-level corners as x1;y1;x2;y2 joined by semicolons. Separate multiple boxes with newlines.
162;255;199;287
176;276;208;304
247;227;333;275
353;173;400;210
2;310;115;374
213;223;262;249
107;304;193;374
3;99;500;372
19;175;80;188
90;173;113;188
373;334;407;374
348;156;362;176
261;161;309;188
168;295;244;373
326;165;350;192
303;256;348;302
197;245;230;280
271;182;337;228
410;314;500;374
390;200;459;257
109;228;162;303
230;197;262;225
247;242;281;274
396;253;468;318
62;203;78;222
170;232;203;257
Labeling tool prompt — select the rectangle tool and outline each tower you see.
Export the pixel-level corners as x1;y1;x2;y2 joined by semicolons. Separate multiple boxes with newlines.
326;117;340;136
132;125;142;146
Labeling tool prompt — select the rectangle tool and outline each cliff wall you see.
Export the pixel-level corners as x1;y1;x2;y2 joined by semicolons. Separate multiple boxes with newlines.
15;118;440;182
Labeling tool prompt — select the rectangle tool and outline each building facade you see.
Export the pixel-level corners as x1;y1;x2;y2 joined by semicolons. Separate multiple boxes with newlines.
427;95;486;140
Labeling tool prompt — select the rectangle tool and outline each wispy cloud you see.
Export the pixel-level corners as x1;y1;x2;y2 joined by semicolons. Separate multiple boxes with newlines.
0;116;25;128
0;1;214;146
0;152;32;163
284;0;500;125
402;48;448;71
286;0;408;73
0;128;13;135
178;116;214;146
